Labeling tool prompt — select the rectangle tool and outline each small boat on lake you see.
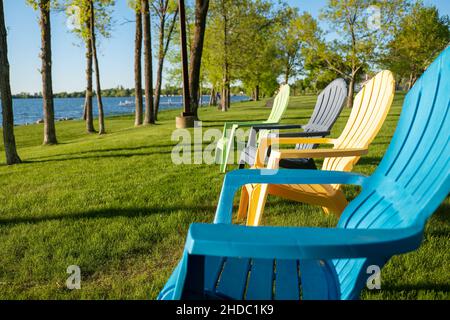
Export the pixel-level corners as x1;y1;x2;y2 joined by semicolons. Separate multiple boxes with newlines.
119;100;134;107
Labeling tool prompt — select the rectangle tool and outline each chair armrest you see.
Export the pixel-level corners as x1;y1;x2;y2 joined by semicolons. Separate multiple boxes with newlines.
214;169;368;224
251;124;304;131
276;131;330;138
186;223;423;260
260;137;336;147
271;148;368;159
245;125;308;151
224;121;275;129
255;137;336;167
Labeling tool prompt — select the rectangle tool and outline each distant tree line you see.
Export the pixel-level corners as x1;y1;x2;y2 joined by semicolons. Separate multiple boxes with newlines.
164;0;449;110
10;85;239;99
1;0;449;165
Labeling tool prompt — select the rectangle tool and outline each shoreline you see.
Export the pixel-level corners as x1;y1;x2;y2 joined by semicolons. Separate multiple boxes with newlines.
8;97;253;128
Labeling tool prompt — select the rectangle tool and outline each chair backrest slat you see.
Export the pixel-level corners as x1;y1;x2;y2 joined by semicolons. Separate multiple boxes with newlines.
322;71;395;174
267;85;291;123
333;48;450;300
296;78;347;151
340;49;450;230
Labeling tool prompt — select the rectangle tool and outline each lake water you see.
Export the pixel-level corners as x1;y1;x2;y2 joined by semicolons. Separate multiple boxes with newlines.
1;95;250;125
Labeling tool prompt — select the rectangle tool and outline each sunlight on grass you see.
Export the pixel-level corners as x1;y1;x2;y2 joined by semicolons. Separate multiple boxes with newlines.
0;95;448;299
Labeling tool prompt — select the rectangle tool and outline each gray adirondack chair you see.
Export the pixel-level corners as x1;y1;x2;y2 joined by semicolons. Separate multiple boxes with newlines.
238;78;348;169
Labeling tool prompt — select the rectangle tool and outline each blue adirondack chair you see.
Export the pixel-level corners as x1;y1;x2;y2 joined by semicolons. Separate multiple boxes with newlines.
158;48;450;300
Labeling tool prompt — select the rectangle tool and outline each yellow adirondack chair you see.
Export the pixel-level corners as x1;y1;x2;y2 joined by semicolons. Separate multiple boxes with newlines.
238;70;396;226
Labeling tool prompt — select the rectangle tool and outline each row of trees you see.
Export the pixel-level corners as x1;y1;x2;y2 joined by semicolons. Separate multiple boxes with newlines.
12;85;214;98
23;0;114;140
1;0;209;164
1;0;449;165
169;0;448;110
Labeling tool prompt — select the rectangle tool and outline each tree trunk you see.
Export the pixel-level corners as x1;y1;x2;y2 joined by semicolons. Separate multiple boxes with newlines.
153;14;165;122
347;76;355;108
89;0;105;134
199;82;203;107
221;85;227;112
84;24;95;133
134;7;143;126
39;0;57;145
0;1;21;165
142;0;154;125
209;87;216;106
189;0;210;119
154;4;178;121
407;73;417;91
221;73;230;112
284;67;290;85
221;1;230;112
255;85;260;101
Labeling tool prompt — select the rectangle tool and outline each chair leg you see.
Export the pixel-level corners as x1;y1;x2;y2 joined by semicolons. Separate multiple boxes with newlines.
221;126;238;173
219;146;228;173
247;184;270;226
215;144;222;164
237;187;250;221
322;190;348;216
247;154;280;226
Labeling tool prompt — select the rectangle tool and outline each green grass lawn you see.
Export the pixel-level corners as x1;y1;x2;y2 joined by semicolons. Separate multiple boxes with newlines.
0;95;448;300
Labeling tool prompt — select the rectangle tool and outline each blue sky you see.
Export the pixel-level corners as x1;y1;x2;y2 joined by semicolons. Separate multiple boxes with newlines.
4;0;450;94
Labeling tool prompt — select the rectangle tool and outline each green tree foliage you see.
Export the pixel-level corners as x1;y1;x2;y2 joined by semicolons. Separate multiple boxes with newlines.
277;7;311;85
202;0;282;108
65;0;114;39
316;0;410;107
382;2;450;90
237;0;282;100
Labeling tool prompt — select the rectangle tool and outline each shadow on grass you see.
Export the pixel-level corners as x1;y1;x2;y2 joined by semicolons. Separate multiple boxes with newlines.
357;156;383;166
22;151;173;164
373;282;450;294
200;115;312;124
0;205;216;226
26;144;176;161
199;118;268;124
430;202;450;224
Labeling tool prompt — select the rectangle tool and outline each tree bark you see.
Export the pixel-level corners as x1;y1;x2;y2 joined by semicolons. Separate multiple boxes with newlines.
39;0;57;145
221;72;230;112
209;87;216;106
89;0;105;134
142;0;154;125
348;21;357;109
284;65;290;85
153;13;165;122
84;22;95;133
189;0;210;119
255;85;260;101
0;0;21;165
407;72;417;91
347;76;355;108
221;1;230;112
134;7;143;126
199;82;203;107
